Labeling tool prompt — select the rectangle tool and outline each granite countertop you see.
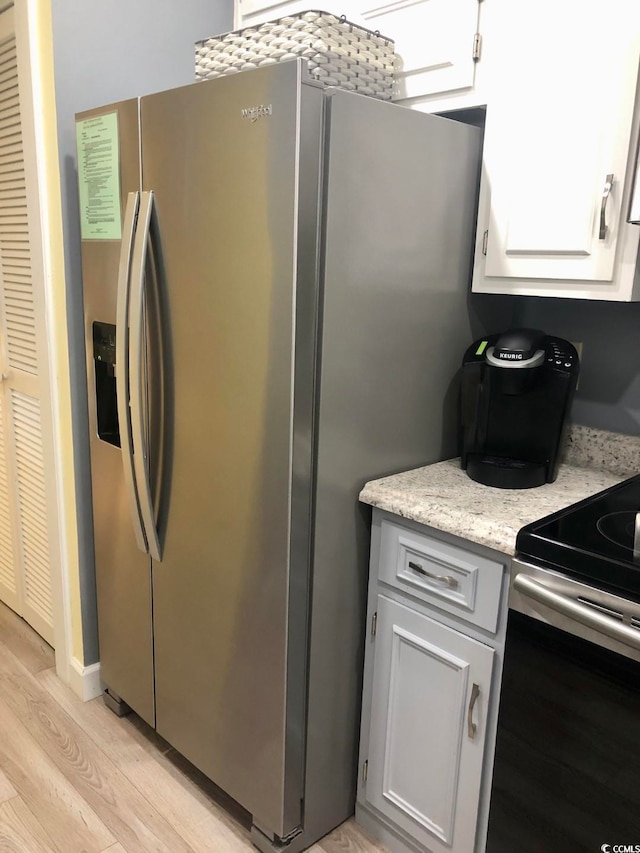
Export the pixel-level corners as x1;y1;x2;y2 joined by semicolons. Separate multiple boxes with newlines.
359;425;640;556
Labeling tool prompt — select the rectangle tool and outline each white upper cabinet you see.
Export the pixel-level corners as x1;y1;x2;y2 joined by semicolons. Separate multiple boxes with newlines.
234;0;483;102
234;0;296;24
350;0;481;102
233;0;640;300
472;0;640;300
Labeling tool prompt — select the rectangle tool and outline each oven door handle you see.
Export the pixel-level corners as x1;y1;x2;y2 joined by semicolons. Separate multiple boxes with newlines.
513;574;640;652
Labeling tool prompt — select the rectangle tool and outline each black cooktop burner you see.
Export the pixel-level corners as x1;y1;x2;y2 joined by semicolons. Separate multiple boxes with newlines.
516;475;640;600
596;511;638;552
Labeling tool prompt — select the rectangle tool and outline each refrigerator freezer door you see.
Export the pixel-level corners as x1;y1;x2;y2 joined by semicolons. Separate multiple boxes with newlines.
78;98;155;726
140;62;321;837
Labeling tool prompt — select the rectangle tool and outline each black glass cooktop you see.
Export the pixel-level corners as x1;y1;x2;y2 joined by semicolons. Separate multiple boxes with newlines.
516;475;640;600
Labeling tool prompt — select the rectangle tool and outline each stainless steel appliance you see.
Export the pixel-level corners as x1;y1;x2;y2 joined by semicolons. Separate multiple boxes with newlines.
77;60;482;852
460;329;580;489
487;477;640;850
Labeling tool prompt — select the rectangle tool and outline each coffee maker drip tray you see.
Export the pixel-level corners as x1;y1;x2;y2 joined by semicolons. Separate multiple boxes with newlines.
466;454;546;490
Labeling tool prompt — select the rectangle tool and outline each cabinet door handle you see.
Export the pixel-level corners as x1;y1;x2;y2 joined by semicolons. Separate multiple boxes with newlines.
629;139;640;224
467;682;480;739
599;173;614;240
408;561;459;589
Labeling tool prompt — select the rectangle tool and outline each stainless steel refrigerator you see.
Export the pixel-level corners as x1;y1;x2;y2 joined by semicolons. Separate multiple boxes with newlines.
77;60;481;852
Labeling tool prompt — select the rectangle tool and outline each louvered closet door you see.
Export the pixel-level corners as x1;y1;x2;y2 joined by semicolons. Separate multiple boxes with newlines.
0;7;54;645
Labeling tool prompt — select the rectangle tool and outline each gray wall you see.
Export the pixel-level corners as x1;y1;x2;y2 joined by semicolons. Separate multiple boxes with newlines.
51;0;233;664
513;297;640;436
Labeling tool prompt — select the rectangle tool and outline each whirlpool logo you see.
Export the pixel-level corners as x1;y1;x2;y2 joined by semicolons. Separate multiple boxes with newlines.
241;104;273;122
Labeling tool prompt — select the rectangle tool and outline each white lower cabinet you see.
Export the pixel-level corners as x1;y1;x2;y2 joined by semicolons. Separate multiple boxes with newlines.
367;596;494;853
357;511;508;853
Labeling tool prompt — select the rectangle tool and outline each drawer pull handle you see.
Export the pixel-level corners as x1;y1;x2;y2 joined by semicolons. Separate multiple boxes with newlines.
467;682;480;739
408;561;459;589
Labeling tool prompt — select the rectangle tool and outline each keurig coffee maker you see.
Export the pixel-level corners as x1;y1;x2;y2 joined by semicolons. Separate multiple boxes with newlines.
460;328;579;489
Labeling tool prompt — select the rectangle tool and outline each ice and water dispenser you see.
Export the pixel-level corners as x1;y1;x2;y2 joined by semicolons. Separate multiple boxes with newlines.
92;321;120;447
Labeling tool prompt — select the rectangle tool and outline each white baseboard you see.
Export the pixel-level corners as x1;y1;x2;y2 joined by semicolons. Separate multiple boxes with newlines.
68;657;103;702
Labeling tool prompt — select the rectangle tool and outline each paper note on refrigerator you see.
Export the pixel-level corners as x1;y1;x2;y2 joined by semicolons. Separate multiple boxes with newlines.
76;112;122;240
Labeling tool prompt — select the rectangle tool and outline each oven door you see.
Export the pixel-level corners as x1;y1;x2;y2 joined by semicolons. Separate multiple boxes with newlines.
485;560;640;852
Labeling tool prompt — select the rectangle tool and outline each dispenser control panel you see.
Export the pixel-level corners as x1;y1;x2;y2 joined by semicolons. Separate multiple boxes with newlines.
92;321;120;447
93;322;117;365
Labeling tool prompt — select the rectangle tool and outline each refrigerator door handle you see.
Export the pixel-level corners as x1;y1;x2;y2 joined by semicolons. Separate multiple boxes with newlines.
115;191;148;554
129;190;162;561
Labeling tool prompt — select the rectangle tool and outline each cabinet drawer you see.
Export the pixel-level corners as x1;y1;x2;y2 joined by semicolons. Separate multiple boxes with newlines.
379;520;504;632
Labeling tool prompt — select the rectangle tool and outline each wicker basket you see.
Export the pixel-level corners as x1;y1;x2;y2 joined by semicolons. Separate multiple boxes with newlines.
195;10;395;100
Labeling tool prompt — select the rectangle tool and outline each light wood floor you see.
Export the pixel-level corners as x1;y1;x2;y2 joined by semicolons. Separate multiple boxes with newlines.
0;601;388;853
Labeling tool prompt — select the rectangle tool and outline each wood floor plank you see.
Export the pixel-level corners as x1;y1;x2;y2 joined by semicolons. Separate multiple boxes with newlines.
0;610;386;853
0;691;115;852
38;668;255;852
111;708;173;757
310;819;389;853
35;674;389;853
0;602;54;674
0;796;59;853
37;674;389;853
0;766;17;804
0;645;196;853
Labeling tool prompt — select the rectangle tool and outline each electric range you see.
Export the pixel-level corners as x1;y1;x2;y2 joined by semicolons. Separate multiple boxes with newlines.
516;474;640;603
509;474;640;661
487;475;640;849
